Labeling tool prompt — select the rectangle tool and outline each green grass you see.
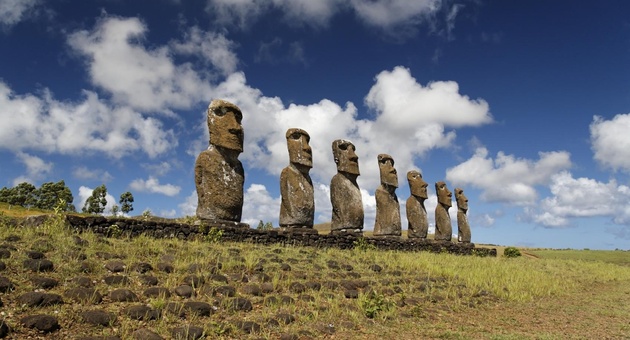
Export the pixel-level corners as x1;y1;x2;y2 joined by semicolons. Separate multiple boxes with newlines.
528;249;630;267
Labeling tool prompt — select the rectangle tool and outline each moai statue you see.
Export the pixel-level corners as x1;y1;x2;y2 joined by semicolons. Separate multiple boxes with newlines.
195;99;246;225
455;188;472;243
330;139;364;233
406;170;429;239
434;181;453;241
279;128;315;230
373;154;401;237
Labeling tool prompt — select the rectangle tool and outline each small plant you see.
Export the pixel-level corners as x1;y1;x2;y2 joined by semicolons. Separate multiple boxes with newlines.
205;227;223;243
504;247;522;258
179;215;199;225
142;209;153;221
353;237;376;252
359;291;391;319
108;224;122;238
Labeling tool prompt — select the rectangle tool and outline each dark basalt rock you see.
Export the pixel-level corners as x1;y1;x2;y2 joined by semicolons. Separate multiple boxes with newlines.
23;259;54;272
17;292;63;307
109;289;139;302
123;305;160;320
81;310;117;326
64;287;102;304
20;314;60;333
132;328;164;340
143;287;171;298
170;325;204;340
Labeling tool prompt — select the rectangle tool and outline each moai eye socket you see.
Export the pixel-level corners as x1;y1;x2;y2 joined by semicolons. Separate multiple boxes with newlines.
291;132;302;140
339;143;348;150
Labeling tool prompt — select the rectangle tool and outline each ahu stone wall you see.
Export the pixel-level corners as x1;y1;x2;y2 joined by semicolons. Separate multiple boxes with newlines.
63;215;496;257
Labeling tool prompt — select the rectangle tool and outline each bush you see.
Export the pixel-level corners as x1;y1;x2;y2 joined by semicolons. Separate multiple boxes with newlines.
503;247;522;258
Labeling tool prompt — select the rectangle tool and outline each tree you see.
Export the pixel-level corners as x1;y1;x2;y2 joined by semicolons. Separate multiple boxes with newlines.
110;204;120;217
119;191;134;215
0;182;38;207
83;184;108;214
34;180;75;211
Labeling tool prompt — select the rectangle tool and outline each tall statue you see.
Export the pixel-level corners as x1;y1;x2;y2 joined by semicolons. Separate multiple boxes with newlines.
195;99;245;224
455;188;471;243
373;154;401;237
406;170;428;239
434;181;452;241
330;139;364;233
279;128;314;229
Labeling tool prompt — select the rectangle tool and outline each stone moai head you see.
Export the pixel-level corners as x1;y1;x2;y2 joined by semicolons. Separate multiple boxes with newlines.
377;154;398;188
208;99;244;152
455;188;468;211
332;139;359;175
407;170;428;199
435;181;452;208
286;128;312;171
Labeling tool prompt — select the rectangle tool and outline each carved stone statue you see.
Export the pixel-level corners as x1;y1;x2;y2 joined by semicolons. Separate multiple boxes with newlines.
406;170;428;239
195;99;245;224
279;128;314;229
373;154;401;237
434;181;452;241
330;139;363;233
455;188;471;243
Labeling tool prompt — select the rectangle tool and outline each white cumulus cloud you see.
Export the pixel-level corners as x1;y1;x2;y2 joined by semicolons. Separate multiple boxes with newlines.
446;147;572;205
590;113;630;173
72;166;113;182
0;0;39;27
12;151;53;185
129;176;181;196
67;17;218;112
529;171;630;227
0;82;176;158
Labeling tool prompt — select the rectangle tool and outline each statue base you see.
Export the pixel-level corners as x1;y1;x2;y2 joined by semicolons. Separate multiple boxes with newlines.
372;234;402;239
330;229;363;236
279;226;319;235
195;219;250;229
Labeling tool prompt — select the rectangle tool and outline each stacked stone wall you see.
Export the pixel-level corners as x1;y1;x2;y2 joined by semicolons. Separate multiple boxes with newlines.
63;215;496;257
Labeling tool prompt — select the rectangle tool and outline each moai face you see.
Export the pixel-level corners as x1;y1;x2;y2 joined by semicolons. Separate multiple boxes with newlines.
332;139;359;175
208;99;244;152
378;154;398;188
435;181;452;208
455;188;468;211
286;128;312;170
407;170;428;199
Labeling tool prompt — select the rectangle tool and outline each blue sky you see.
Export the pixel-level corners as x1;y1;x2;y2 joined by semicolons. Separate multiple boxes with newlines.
1;0;630;250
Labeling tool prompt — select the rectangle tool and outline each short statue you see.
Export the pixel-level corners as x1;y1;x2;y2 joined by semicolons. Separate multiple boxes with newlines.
279;128;314;229
373;154;401;237
330;139;364;233
434;181;453;241
455;188;471;243
406;170;429;239
195;99;245;224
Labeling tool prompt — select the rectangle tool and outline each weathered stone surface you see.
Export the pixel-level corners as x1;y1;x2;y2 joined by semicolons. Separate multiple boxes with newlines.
23;259;54;272
233;320;260;334
406;170;429;239
31;276;59;289
330;139;363;232
183;301;212;316
373;154;401;237
81;310;116;326
17;292;63;307
174;285;194;298
20;314;59;333
195;99;245;223
132;328;163;340
109;289;139;302
123;305;160;320
455;188;472;243
0;318;9;338
143;287;171;298
105;260;126;273
0;276;14;293
434;181;453;241
64;287;102;304
224;297;252;311
170;325;204;340
280;128;315;229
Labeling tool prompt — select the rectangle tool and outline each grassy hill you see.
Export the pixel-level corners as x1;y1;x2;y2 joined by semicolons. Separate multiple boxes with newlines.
0;205;629;338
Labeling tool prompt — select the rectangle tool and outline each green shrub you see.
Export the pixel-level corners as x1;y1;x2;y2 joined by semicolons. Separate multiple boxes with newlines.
504;247;522;258
359;291;392;318
353;237;376;252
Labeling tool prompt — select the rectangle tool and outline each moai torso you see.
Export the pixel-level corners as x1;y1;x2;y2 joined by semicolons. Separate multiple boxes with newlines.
280;128;314;228
330;139;363;232
195;146;244;221
434;181;452;241
373;154;401;237
455;188;471;243
406;170;428;239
